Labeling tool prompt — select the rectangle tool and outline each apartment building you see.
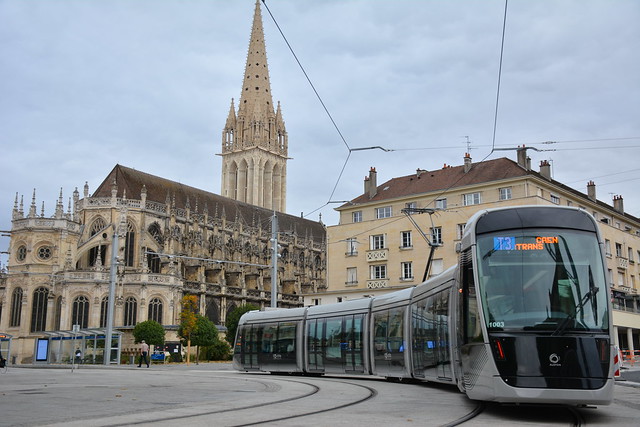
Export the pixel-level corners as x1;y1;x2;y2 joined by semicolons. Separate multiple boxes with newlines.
312;149;640;353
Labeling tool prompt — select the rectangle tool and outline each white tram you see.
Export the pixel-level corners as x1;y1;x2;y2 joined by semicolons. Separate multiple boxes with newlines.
233;206;614;405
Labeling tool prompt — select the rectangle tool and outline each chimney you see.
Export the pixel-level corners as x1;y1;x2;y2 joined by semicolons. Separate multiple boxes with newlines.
539;160;551;180
517;145;528;169
587;180;596;201
463;153;472;173
613;195;624;213
365;167;377;199
416;168;427;178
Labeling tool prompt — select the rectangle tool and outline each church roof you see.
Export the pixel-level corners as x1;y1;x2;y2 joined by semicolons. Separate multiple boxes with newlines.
92;165;325;242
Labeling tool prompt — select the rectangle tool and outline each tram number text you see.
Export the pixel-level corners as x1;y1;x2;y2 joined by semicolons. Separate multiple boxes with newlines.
488;321;505;328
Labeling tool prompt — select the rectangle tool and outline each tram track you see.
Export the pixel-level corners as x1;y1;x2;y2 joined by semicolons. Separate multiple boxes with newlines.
103;375;376;427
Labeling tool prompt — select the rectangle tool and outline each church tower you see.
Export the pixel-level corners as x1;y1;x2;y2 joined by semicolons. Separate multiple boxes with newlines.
220;0;288;212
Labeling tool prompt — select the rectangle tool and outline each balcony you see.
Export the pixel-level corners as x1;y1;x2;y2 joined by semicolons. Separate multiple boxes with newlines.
617;256;629;269
366;249;388;262
367;279;389;289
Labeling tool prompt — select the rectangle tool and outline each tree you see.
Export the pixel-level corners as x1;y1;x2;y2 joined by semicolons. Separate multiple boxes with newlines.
225;303;259;346
132;320;165;347
178;295;198;365
190;314;219;364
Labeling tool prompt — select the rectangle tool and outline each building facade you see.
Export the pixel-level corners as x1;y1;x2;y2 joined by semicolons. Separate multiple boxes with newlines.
0;0;326;364
318;149;640;354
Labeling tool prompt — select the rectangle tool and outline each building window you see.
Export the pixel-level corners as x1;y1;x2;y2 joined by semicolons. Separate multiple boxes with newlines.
30;287;49;333
16;245;27;262
54;296;62;330
616;243;623;258
10;287;23;327
146;249;161;273
346;238;358;256
89;245;107;267
124;297;137;326
401;262;413;280
405;201;417;209
370;264;387;280
550;194;560;204
148;298;163;324
100;297;109;328
566;200;573;206
346;267;357;285
430;259;444;276
375;206;392;219
435;198;447;210
605;240;611;257
463;192;481;206
148;222;164;245
370;234;386;250
71;296;89;329
205;296;219;324
401;231;412;248
629;248;635;263
37;246;52;261
430;227;442;245
352;211;362;223
124;221;136;267
456;224;465;240
499;187;512;200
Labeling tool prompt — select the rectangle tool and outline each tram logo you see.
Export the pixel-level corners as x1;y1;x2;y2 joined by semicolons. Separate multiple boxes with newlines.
549;353;561;366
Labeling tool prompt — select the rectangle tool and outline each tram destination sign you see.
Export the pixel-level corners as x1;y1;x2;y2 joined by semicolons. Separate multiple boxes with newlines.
493;236;558;251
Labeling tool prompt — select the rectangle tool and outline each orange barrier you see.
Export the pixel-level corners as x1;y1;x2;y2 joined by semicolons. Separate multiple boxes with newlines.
620;349;640;366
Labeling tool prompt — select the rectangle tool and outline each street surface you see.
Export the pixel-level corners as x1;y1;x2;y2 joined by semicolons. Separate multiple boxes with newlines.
1;362;639;426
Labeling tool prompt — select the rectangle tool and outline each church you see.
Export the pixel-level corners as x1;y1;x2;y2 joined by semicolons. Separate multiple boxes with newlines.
0;0;327;364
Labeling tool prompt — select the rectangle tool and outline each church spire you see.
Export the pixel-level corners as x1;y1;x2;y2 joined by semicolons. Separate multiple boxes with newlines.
220;0;288;212
238;0;275;121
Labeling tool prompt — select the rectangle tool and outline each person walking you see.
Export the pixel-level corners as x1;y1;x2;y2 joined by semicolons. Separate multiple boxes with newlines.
138;340;150;368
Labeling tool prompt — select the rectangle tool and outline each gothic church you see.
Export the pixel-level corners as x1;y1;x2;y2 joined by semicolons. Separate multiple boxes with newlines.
0;0;326;364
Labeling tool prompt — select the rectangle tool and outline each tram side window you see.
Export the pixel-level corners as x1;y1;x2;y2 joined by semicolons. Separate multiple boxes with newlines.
388;308;405;353
262;323;277;353
278;322;296;354
325;318;343;361
373;311;389;354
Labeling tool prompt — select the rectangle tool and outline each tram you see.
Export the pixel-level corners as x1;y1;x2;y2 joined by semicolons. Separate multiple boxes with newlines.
233;206;614;405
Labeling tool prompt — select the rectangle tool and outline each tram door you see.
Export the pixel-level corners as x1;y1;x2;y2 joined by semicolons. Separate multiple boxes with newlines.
239;325;259;370
373;308;406;377
306;316;365;374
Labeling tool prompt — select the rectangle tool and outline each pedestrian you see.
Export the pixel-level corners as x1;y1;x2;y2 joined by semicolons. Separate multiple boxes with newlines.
138;340;150;368
75;348;82;364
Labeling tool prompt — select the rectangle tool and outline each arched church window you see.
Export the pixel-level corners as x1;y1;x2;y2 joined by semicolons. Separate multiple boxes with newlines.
148;223;163;245
90;217;107;236
54;296;62;330
71;295;89;329
124;221;136;267
10;287;23;327
146;249;161;274
89;245;106;267
30;287;49;332
226;303;237;321
124;297;137;326
148;298;163;324
205;296;219;324
100;296;109;328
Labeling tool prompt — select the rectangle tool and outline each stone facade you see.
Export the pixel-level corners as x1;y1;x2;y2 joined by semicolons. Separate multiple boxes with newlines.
1;168;325;364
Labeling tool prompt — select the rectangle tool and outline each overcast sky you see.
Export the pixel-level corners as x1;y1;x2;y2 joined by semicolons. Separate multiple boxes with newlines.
1;0;639;267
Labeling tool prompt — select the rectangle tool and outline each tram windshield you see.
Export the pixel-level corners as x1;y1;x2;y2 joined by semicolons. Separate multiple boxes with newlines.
476;228;608;333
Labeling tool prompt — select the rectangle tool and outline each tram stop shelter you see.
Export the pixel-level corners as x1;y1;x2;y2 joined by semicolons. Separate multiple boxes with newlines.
40;328;122;365
0;332;13;364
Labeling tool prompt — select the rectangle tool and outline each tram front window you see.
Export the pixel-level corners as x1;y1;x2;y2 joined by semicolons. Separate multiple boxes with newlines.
476;229;608;333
